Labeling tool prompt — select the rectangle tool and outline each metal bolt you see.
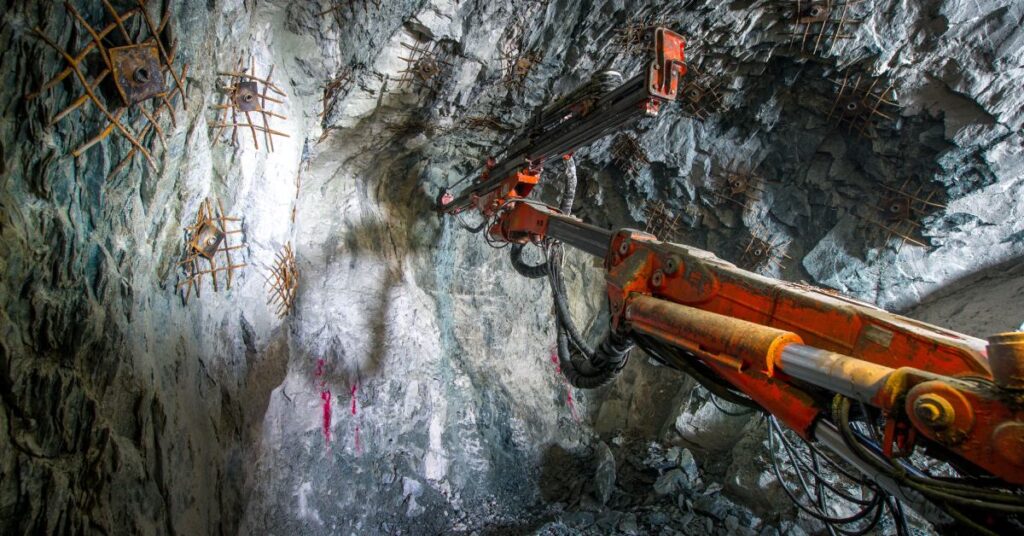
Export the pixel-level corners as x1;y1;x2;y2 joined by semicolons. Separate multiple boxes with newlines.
624;305;633;320
618;240;630;256
133;67;151;83
651;270;664;288
914;394;955;429
664;256;680;274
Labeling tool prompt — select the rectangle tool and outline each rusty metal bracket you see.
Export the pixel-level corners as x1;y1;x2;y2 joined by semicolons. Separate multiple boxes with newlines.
109;43;166;104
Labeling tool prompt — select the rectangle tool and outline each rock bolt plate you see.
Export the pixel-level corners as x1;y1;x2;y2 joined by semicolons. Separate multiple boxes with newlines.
233;81;261;112
109;44;166;105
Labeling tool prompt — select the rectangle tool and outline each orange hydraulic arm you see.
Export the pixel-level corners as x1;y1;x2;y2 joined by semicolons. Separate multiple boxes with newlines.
487;200;1024;533
438;26;1024;534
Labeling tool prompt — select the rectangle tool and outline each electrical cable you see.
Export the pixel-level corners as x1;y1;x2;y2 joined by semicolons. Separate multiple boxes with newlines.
830;395;1024;535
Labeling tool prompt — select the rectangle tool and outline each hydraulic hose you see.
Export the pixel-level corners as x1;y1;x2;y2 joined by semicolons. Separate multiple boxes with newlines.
507;156;579;279
556;324;633;389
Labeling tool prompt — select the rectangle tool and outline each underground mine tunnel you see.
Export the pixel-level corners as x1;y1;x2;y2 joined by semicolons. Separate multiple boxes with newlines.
2;0;1024;534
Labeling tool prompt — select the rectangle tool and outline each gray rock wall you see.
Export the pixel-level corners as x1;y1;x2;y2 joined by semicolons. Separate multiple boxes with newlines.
1;0;1022;534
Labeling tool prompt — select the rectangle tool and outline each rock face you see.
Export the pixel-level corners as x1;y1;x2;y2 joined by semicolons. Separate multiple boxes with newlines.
0;0;1022;535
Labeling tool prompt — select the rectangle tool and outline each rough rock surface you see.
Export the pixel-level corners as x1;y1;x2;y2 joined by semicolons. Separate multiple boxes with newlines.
1;0;1022;535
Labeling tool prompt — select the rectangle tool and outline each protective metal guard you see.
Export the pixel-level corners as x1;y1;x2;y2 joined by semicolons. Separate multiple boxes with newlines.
647;28;687;101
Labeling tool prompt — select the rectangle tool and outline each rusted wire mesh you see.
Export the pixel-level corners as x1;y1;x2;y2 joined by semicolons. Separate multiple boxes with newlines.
26;0;189;179
611;134;650;179
740;228;792;272
776;0;864;56
613;16;669;57
864;180;945;251
178;198;246;303
827;72;899;138
710;168;765;210
394;37;451;99
643;200;681;241
212;55;290;151
266;242;299;318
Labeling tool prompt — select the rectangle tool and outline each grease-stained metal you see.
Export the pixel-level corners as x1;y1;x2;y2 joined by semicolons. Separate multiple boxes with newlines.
178;199;246;303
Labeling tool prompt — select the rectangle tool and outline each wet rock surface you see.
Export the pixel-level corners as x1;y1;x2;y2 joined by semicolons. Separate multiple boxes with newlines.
1;0;1022;534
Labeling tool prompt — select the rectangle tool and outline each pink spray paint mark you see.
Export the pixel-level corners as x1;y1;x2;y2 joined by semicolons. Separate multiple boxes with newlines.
550;350;581;422
350;382;362;455
315;359;332;445
321;389;333;444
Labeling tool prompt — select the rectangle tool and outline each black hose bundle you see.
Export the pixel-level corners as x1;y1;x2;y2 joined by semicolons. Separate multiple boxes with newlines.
509;243;548;279
507;155;578;278
506;156;634;388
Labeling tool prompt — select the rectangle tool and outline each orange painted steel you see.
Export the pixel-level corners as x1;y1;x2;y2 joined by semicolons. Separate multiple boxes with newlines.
489;201;1024;484
647;28;688;100
472;169;540;217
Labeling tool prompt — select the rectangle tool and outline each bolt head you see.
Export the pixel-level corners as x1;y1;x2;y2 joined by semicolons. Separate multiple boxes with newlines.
651;270;664;287
618;240;630;255
914;394;954;429
624;305;633;320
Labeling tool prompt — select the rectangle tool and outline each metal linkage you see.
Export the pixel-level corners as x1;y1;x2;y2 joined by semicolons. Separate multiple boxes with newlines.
212;56;290;151
775;0;865;56
178;199;246;303
26;0;189;176
864;179;945;251
642;200;681;241
740;227;791;273
827;71;899;138
611;134;650;179
266;242;299;318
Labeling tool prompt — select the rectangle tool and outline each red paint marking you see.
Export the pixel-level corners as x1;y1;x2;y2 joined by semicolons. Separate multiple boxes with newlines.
321;389;333;444
314;359;332;445
549;350;580;423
